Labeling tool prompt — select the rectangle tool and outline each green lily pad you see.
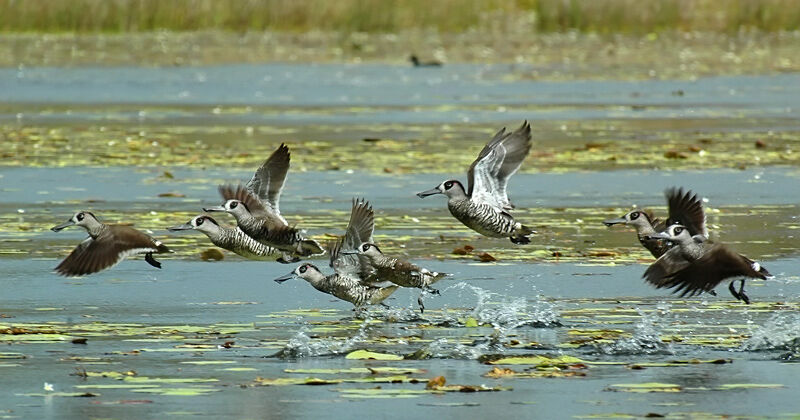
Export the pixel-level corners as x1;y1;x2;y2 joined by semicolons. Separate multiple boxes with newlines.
131;387;219;396
345;350;403;361
717;383;784;389
486;355;584;366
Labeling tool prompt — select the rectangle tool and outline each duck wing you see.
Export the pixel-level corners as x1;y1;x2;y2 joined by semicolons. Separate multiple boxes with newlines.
55;227;166;277
650;244;765;298
643;246;691;289
219;184;287;226
245;143;290;218
467;121;532;210
329;199;376;282
665;187;707;238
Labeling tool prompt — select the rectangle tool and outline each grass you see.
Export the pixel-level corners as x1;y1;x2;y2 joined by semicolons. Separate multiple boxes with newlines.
1;0;800;34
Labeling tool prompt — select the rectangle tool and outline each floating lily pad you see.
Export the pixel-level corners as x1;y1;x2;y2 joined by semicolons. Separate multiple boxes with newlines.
345;350;403;361
607;383;682;393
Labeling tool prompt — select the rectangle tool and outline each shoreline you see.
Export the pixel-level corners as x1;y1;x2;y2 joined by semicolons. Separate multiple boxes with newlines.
2;30;800;80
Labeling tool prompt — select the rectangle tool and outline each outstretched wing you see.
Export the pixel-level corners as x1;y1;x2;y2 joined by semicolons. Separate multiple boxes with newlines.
651;244;765;297
329;199;377;283
54;228;160;277
467;121;532;210
642;246;691;289
218;184;287;226
664;187;707;238
245;143;290;216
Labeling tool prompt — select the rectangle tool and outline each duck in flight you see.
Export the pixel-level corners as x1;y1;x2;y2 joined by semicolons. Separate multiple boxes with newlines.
204;143;324;263
417;121;535;244
167;215;276;260
274;199;398;309
51;211;171;276
644;224;771;304
604;187;707;258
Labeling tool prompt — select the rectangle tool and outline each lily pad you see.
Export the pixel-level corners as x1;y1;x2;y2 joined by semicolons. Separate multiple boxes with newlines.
607;383;682;393
345;350;403;361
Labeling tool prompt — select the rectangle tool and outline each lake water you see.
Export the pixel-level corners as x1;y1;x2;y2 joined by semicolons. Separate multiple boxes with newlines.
1;63;799;419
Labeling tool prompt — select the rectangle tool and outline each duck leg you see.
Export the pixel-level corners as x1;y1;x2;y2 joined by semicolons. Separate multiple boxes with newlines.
737;279;750;305
728;281;741;301
707;289;717;297
144;253;162;269
417;294;426;314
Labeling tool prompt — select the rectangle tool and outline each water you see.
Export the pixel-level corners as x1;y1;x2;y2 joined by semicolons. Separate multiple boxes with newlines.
1;62;800;419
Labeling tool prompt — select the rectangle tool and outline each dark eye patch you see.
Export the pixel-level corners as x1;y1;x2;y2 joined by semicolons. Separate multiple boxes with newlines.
630;211;639;220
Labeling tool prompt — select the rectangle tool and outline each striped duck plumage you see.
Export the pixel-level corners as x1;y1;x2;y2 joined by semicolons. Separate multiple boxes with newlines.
204;143;324;263
273;263;398;308
167;215;275;260
604;187;708;258
417;121;535;244
644;224;771;304
51;211;171;277
347;242;447;313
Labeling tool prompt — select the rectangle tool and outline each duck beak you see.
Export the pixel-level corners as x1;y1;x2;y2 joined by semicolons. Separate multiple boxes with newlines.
203;205;226;212
416;187;441;198
341;250;358;255
645;232;671;240
274;272;296;284
51;220;75;232
167;222;194;232
603;217;626;227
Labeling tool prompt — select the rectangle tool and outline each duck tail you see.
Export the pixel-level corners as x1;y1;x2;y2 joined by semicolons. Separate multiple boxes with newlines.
154;240;173;254
369;286;399;305
510;224;535;245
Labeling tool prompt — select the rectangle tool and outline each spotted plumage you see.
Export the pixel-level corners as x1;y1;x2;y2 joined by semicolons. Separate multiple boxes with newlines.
328;198;379;286
349;242;447;312
644;224;770;304
417;121;535;244
274;263;397;308
51;211;171;277
204;143;323;263
167;215;275;260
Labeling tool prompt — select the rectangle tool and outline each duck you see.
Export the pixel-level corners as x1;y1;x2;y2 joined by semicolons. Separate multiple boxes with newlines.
346;242;447;313
203;143;324;263
273;263;398;308
51;211;171;277
409;54;442;67
604;187;707;258
167;215;275;260
644;224;771;304
327;198;380;286
417;121;535;244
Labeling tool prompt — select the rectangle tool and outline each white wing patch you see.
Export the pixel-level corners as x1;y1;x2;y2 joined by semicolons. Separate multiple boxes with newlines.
470;144;509;210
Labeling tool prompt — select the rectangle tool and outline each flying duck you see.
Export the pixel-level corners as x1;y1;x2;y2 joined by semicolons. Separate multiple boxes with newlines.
273;263;398;308
328;198;380;286
167;215;275;260
51;211;171;277
417;121;535;244
644;224;771;304
204;143;324;263
346;242;447;313
604;187;707;258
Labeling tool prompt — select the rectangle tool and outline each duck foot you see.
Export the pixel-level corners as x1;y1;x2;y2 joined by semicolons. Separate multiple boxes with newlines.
424;287;440;296
707;289;717;297
145;253;162;269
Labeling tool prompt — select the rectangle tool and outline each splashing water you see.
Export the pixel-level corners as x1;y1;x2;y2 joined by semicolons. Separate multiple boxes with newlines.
600;303;674;355
741;313;800;352
277;318;372;358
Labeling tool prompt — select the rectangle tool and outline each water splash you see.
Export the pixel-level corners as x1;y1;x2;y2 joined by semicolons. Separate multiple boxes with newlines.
276;318;372;358
600;303;674;355
741;313;800;352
